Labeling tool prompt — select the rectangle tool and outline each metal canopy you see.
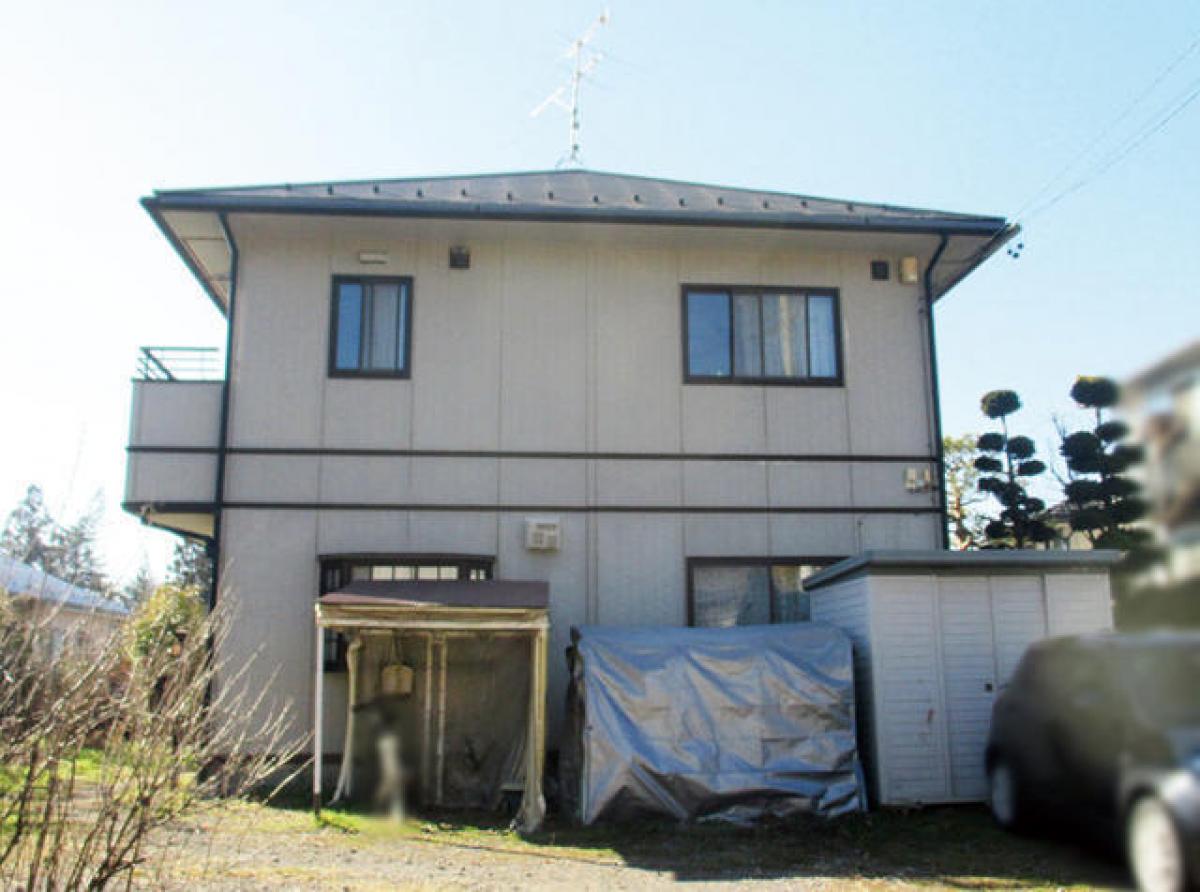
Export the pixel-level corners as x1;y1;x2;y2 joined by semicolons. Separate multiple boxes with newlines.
320;579;549;610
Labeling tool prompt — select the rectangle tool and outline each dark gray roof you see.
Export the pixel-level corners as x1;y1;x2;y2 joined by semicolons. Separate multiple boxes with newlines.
145;169;1008;236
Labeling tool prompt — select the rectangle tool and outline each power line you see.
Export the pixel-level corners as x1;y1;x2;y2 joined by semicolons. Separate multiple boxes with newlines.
1023;66;1200;222
1009;26;1200;224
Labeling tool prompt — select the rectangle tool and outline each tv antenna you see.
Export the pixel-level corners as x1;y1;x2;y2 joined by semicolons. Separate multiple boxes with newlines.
531;9;610;168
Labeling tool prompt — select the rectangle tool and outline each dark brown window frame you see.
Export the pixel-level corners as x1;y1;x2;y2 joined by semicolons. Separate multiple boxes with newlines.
685;556;843;626
328;275;415;379
680;284;845;386
317;553;494;671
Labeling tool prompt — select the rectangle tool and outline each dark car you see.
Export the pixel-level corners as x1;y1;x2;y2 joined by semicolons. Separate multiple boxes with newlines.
985;632;1200;892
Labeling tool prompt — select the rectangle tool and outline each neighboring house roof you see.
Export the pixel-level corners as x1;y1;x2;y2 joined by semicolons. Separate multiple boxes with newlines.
142;169;1017;314
1125;338;1200;395
0;554;130;617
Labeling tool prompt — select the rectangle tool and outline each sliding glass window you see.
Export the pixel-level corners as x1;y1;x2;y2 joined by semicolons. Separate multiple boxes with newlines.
330;276;412;377
683;287;841;384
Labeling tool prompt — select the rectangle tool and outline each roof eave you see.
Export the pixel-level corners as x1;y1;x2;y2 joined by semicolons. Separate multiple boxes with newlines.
143;193;1008;238
142;198;230;317
931;223;1022;302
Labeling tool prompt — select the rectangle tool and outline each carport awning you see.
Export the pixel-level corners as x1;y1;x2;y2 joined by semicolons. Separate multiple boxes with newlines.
319;579;548;610
310;578;551;832
315;580;549;631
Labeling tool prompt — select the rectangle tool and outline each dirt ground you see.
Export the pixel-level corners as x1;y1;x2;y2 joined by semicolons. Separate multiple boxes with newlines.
139;801;1133;891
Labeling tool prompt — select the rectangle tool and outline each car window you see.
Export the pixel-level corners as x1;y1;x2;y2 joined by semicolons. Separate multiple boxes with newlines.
1118;645;1200;726
1019;647;1117;712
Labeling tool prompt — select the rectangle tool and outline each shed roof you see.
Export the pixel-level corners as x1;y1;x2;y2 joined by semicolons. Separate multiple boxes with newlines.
145;169;1008;236
803;549;1122;590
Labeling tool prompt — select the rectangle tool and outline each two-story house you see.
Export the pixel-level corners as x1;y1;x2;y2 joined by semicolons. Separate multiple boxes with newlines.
124;170;1015;758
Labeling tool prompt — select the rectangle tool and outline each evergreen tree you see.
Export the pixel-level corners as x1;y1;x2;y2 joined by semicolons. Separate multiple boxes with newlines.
47;493;107;590
0;484;54;566
1060;376;1156;569
122;559;157;607
1;486;108;591
975;390;1056;548
167;537;213;594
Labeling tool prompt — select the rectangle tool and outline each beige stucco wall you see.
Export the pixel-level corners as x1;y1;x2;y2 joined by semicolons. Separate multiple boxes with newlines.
203;214;946;748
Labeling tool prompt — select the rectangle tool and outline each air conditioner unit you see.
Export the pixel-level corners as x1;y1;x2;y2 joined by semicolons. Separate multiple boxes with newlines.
524;517;561;552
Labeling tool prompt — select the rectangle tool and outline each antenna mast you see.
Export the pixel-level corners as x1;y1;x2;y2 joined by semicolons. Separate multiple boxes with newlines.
531;9;609;168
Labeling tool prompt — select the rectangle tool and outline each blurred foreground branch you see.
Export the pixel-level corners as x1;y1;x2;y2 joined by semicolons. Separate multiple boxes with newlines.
0;586;308;890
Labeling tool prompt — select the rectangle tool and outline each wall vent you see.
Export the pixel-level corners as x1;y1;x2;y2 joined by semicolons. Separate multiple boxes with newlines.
524;517;561;552
904;467;934;493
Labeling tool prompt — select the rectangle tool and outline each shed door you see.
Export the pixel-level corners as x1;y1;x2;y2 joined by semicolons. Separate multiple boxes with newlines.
937;579;998;800
990;577;1048;688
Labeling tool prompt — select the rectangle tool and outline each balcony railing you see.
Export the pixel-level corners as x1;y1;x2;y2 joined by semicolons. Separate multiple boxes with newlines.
135;347;223;382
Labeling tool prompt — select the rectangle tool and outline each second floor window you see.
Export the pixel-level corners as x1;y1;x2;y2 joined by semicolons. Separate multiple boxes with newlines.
683;287;841;384
330;276;412;377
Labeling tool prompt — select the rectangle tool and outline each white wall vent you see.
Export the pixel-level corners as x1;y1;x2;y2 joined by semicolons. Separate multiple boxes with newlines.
524;517;561;552
904;466;934;493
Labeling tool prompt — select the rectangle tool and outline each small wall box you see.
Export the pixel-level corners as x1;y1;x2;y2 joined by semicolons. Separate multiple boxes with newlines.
524;517;561;551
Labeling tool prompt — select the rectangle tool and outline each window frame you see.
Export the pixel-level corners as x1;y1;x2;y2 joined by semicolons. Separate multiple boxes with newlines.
685;556;842;627
680;284;844;386
317;553;494;671
328;275;414;379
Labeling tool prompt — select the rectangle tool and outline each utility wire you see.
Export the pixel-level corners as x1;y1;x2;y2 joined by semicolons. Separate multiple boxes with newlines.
1023;67;1200;222
1009;26;1200;224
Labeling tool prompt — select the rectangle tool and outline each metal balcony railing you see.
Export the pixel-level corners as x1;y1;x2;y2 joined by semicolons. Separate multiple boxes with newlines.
135;346;223;381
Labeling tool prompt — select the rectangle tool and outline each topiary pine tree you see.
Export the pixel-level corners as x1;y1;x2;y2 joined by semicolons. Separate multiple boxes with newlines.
1060;376;1156;569
974;390;1057;548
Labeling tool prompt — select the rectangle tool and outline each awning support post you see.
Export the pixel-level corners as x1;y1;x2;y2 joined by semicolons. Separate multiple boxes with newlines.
313;623;324;814
517;624;548;833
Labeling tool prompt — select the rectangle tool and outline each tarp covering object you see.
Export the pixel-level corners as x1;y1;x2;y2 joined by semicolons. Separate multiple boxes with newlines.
561;623;866;825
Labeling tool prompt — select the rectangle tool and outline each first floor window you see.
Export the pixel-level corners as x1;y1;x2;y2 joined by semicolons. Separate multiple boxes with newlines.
688;560;836;628
684;287;840;383
330;276;412;376
318;555;493;670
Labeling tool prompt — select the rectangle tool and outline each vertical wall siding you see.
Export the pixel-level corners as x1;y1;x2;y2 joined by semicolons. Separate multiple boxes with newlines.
214;217;944;747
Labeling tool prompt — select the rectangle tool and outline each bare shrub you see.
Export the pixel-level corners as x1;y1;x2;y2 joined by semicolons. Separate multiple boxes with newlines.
0;586;308;890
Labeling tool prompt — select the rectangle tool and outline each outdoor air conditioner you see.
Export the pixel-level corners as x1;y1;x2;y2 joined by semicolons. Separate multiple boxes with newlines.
524;517;561;552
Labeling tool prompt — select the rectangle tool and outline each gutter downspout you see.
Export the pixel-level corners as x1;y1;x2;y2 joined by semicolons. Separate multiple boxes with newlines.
924;234;950;551
208;212;239;610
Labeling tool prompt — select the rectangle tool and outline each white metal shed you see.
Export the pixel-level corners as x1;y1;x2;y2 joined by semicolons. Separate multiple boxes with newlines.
806;549;1120;807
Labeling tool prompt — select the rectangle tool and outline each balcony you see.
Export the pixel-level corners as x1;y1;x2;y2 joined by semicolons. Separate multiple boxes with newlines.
124;348;224;538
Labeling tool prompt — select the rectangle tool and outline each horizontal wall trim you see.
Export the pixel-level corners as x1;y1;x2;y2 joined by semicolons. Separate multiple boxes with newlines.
124;499;938;516
127;445;937;463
